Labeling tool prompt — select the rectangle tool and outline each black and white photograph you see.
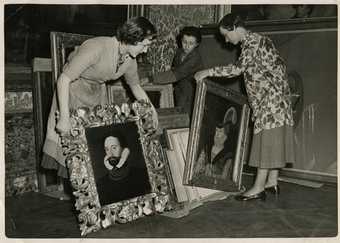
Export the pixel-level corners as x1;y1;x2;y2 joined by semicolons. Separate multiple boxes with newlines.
3;1;338;240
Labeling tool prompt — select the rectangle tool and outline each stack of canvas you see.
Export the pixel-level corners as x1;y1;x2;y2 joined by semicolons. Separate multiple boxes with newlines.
165;128;228;208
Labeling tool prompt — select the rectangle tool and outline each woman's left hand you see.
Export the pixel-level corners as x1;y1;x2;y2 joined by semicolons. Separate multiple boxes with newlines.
128;83;159;129
194;70;210;83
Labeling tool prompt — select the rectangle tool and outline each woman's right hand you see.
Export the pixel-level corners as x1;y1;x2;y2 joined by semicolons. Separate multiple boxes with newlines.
56;118;71;135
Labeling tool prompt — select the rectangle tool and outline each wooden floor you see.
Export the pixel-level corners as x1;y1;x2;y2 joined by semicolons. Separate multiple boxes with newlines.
5;179;338;239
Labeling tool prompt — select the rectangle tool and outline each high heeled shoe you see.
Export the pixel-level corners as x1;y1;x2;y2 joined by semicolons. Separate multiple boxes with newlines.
265;185;280;195
234;191;266;201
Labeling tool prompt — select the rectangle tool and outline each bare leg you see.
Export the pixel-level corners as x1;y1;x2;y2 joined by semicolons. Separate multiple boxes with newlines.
243;168;268;196
265;169;279;188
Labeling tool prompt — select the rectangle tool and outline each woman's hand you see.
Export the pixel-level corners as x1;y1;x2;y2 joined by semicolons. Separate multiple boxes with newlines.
56;117;71;135
128;83;159;129
140;77;150;86
194;70;210;83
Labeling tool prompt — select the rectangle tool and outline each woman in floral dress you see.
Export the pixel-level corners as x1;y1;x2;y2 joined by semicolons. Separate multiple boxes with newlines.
195;13;295;201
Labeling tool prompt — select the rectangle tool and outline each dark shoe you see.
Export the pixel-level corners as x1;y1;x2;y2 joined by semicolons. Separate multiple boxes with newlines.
234;191;266;201
265;185;280;195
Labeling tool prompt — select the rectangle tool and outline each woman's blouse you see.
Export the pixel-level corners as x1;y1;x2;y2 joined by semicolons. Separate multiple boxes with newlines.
207;31;294;134
62;36;140;109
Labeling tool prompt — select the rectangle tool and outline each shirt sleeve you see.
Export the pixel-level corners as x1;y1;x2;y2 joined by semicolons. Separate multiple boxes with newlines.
123;58;140;85
62;39;101;81
172;49;204;80
208;42;256;78
153;49;203;84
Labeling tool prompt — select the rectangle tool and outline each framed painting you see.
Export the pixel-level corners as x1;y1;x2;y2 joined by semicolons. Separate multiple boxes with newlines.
50;31;93;84
32;56;174;194
164;128;200;203
183;80;250;192
107;82;174;109
164;128;227;204
32;58;56;193
60;101;172;235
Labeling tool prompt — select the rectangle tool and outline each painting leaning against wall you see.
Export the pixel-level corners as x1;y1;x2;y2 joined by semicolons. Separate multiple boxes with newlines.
183;80;250;192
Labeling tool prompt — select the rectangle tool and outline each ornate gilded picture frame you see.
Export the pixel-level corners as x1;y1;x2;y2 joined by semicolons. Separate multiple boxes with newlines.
183;80;250;192
60;101;172;235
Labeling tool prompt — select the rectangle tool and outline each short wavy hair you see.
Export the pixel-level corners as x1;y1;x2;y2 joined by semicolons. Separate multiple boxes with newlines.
218;13;245;31
116;17;157;45
178;26;202;44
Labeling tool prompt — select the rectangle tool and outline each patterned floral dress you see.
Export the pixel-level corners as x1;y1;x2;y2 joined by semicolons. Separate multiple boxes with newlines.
207;31;295;169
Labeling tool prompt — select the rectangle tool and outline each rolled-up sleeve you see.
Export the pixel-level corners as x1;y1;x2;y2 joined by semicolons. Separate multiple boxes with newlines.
123;58;140;85
62;39;101;81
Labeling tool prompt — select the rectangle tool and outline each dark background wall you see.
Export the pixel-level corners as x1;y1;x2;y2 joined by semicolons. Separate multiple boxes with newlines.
4;4;128;63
